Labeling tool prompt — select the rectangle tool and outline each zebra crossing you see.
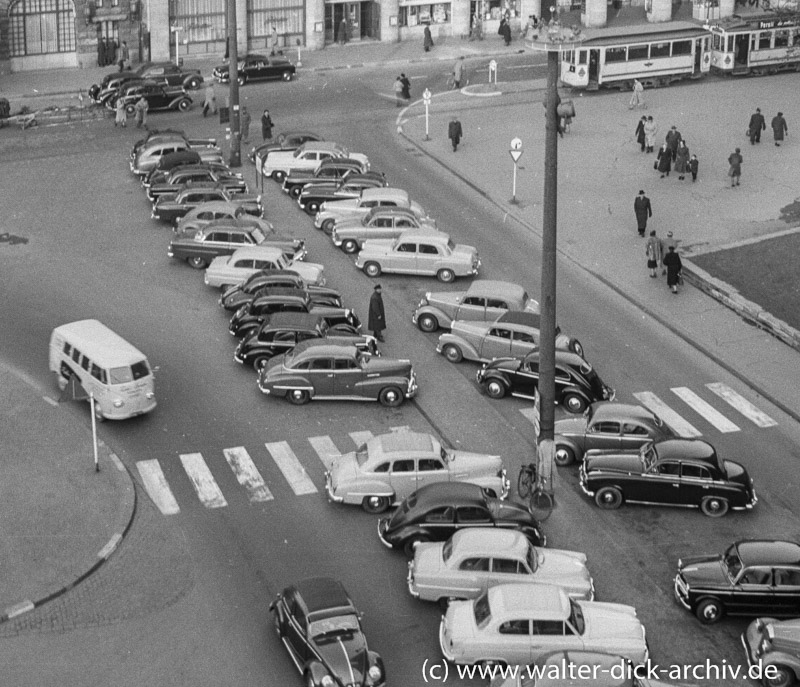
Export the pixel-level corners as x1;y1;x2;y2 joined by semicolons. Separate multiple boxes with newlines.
136;382;776;515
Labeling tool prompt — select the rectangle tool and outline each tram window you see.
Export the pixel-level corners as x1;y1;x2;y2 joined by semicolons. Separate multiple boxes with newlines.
578;50;587;64
650;42;670;58
712;34;723;50
606;47;626;62
628;44;648;60
758;32;771;49
672;40;691;56
774;30;789;48
563;49;573;62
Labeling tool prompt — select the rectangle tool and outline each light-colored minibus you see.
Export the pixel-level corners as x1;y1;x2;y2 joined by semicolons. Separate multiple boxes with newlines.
49;319;156;421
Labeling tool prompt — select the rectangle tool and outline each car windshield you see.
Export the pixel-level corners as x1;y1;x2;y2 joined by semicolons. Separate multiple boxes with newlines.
442;537;454;563
473;591;492;629
568;599;585;635
723;544;744;580
293;148;303;158
440;446;451;463
640;443;657;471
309;614;360;641
251;228;266;243
447;238;456;251
354;445;369;467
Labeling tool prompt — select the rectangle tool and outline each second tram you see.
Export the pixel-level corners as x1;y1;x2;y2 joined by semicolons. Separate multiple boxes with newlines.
708;12;800;75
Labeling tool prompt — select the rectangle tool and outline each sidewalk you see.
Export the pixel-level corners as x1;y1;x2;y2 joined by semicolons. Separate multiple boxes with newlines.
0;361;135;623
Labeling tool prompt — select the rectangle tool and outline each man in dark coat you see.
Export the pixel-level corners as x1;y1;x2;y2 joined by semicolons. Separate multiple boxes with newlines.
423;26;434;52
500;18;512;46
634;190;652;237
448;116;463;152
635;115;646;153
400;73;411;100
665;125;682;162
663;245;683;294
368;285;386;342
261;109;273;141
771;112;788;147
748;108;766;145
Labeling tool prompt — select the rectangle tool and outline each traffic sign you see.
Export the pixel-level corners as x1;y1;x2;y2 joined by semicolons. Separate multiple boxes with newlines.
422;88;432;104
510;137;522;150
510;149;523;163
489;59;497;70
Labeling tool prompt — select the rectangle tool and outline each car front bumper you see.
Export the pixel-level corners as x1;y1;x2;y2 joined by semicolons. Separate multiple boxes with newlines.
324;471;344;503
438;617;457;663
377;517;394;549
673;574;691;610
407;561;420;598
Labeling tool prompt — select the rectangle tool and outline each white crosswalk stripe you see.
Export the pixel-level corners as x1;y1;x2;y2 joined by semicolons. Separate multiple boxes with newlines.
223;447;273;502
349;430;374;448
180;453;228;508
632;392;704;437
706;383;778;427
137;459;180;515
671;387;740;433
308;435;342;471
265;441;318;495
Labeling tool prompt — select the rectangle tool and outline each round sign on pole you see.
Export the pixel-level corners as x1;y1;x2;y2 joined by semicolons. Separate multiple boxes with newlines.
510;137;522;150
422;88;432;104
489;59;497;70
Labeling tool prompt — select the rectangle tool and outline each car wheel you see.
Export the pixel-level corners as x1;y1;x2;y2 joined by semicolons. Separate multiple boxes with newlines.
700;496;729;518
554;445;576;467
252;355;270;371
188;256;208;269
436;268;456;283
417;314;438;333
362;495;391;514
237;74;246;86
364;262;382;278
282;71;293;82
765;666;795;687
562;392;587;414
482;380;506;399
695;597;724;624
594;486;623;510
125;104;136;116
289;185;302;199
571;339;585;357
341;239;359;254
321;218;336;233
271;170;286;183
307;201;320;214
379;386;404;407
187;77;200;90
443;344;463;364
177;98;190;112
403;536;429;558
286;389;310;405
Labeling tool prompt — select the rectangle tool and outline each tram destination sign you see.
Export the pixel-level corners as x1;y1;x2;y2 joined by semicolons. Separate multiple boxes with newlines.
757;16;800;29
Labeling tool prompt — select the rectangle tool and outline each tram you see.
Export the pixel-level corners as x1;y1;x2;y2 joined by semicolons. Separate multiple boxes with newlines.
708;12;800;75
559;22;712;90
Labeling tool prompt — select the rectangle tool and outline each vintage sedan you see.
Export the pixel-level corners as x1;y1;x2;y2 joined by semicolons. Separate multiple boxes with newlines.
258;340;417;407
298;172;389;215
314;187;431;233
477;350;614;413
378;482;545;557
171;229;303;271
437;312;583;365
439;584;649;667
146;164;248;200
213;53;296;85
130;137;223;176
325;430;508;514
580;439;757;517
331;207;438;254
262;142;369;183
118;82;192;115
91;62;203;101
414;280;539;332
204;245;320;286
675;540;800;624
234;313;376;370
250;130;322;166
282;158;368;198
269;577;386;687
144;160;239;190
554;402;676;467
153;184;263;224
175;201;272;234
742;617;800;687
219;271;335;310
355;232;480;283
408;529;593;606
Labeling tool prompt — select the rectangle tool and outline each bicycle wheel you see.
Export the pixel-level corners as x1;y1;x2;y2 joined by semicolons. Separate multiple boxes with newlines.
517;467;534;499
529;488;554;522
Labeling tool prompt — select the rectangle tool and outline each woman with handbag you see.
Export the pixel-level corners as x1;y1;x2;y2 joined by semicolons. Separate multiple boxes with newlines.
663;245;683;294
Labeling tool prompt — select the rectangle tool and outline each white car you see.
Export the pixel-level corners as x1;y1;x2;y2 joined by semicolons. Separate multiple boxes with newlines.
439;584;649;667
314;187;433;233
204;246;324;289
261;141;369;182
408;529;593;606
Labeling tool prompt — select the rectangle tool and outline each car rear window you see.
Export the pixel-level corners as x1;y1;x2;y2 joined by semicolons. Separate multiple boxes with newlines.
473;591;491;629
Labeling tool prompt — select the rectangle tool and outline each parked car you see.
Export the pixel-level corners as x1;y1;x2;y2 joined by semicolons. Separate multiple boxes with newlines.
314;188;431;234
742;617;800;687
118;82;192;116
282;158;368;198
234;312;377;370
96;76;148;107
258;340;417;407
476;350;614;412
91;61;203;101
299;172;389;215
250;130;322;165
144;160;239;190
355;232;480;283
378;482;545;557
130;128;216;159
675;540;799;624
581;438;756;517
408;528;593;607
146;165;248;200
269;577;386;687
554;402;676;467
152;183;263;223
213;53;296;85
176;201;272;234
262;142;369;183
437;312;582;365
204;245;320;286
219;271;335;310
171;229;300;270
130;136;222;176
331;207;438;254
325;430;508;514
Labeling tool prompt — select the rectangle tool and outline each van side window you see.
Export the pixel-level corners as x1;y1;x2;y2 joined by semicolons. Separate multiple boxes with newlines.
131;361;150;380
90;363;107;384
63;342;72;356
80;355;91;371
72;348;82;363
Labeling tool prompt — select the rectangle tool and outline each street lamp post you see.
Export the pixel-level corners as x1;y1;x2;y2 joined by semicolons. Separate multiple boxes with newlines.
170;25;183;66
226;0;241;167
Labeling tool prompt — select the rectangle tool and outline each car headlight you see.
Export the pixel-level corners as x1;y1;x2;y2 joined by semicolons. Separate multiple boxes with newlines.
368;665;382;681
113;399;125;408
320;676;335;687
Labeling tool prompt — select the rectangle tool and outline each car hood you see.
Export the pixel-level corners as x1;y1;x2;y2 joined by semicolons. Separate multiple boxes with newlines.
583;452;642;473
677;555;730;586
447;451;503;478
490;499;537;524
362;357;412;374
323;198;361;211
553;416;589;435
311;631;369;686
425;291;464;308
535;548;592;594
582;601;644;644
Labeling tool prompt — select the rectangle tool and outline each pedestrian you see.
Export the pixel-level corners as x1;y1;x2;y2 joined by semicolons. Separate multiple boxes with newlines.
663;245;683;294
423;25;434;52
665;125;682;162
400;73;411;100
109;39;118;68
101;37;109;67
674;140;690;180
270;26;279;55
635;115;647;153
134;95;148;129
114;98;127;127
771;111;788;146
634;189;652;237
521;15;537;39
453;56;465;89
368;284;386;342
448;116;463;152
656;143;671;178
643;115;657;153
688;154;699;182
394;76;404;107
500;17;512;46
728;147;743;187
748;107;766;145
261;109;273;141
202;83;217;117
629;79;644;109
97;37;104;67
339;18;348;44
660;230;678;275
240;106;251;142
119;40;129;71
646;230;663;278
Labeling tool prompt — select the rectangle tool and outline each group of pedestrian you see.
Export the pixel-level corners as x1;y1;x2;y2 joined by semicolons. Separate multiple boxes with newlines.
394;73;411;106
635;192;683;293
650;124;698;182
747;107;788;147
520;15;539;39
97;37;118;68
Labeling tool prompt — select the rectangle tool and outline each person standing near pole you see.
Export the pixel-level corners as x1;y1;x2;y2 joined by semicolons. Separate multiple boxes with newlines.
634;189;652;237
448;116;463;152
368;285;386;342
261;109;273;141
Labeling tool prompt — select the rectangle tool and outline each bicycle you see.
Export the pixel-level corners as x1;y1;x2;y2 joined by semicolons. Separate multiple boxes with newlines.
517;462;554;521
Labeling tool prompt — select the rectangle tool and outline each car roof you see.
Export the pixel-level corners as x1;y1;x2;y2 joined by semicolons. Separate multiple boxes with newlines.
736;540;800;567
488;583;569;619
591;403;657;423
467;280;527;299
293;339;358;356
226;246;283;259
409;482;487;508
264;312;324;329
395;231;449;243
496;311;541;328
294;577;353;614
362;187;408;201
376;430;435;455
653;439;716;462
523;349;588;366
451;528;528;555
297;141;346;154
365;206;417;218
319;157;363;168
184;200;239;214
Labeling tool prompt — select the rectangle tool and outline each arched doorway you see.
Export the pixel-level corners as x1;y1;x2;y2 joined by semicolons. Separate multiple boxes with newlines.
9;0;78;69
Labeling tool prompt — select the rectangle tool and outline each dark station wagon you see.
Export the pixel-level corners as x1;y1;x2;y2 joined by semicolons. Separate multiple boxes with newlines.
146;164;248;200
118;81;192;115
298;172;389;215
282;158;369;199
153;183;262;223
213;53;296;85
220;272;337;311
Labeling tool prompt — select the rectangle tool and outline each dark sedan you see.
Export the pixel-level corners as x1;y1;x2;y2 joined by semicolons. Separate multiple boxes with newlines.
281;158;368;199
270;577;386;687
213;54;296;85
118;82;192;115
220;274;341;311
579;439;757;517
298;172;389;215
147;165;248;200
378;482;545;557
251;131;323;166
152;184;262;223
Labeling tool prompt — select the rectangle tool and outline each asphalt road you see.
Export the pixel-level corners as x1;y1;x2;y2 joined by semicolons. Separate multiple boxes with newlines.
1;61;799;686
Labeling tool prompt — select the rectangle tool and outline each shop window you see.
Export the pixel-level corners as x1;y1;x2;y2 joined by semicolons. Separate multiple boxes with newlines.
399;4;451;26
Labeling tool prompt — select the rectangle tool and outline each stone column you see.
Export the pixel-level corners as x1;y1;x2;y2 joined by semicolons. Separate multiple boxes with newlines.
236;0;247;53
305;0;325;50
581;0;606;27
451;0;470;38
149;0;170;61
646;0;671;22
382;0;400;42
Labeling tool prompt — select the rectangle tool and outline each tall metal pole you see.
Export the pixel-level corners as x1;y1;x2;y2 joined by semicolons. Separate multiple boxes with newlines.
227;0;241;167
